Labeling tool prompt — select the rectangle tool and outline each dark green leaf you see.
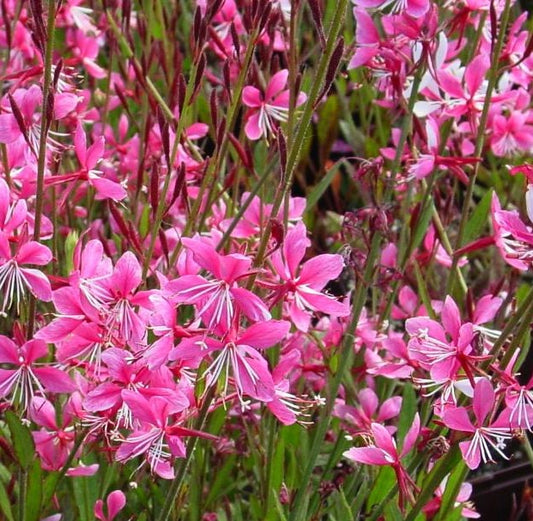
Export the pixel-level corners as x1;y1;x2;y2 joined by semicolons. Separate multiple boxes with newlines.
5;410;35;470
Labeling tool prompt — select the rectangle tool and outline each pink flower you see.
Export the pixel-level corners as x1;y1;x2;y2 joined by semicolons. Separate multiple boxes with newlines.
442;378;513;470
491;192;533;270
165;237;270;332
334;387;402;435
171;320;290;404
343;414;420;508
94;490;127;521
267;222;349;332
115;390;210;479
0;337;74;410
354;0;429;18
0;232;52;313
242;70;306;140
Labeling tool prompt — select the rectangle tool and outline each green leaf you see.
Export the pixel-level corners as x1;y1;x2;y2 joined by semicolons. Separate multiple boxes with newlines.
5;410;35;470
410;200;434;254
26;459;43;521
397;384;417;449
434;461;468;521
367;467;396;511
205;455;237;506
404;446;462;521
64;230;79;276
305;161;343;212
139;206;151;239
0;480;14;521
463;188;492;244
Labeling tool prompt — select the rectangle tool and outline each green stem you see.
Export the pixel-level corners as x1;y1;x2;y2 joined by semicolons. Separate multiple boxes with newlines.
27;0;56;339
447;0;512;295
155;387;216;521
288;232;382;521
253;0;349;271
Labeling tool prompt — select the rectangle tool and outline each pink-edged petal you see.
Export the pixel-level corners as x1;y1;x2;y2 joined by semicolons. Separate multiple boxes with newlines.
16;241;52;265
91;177;127;201
242;86;263;107
297;288;350;316
66;464;99;477
472;378;494;425
0;115;21;143
106;490;127;521
181;238;221;277
237;320;290;349
377;396;402;422
401;413;420;455
354;8;379;44
0;335;20;364
244;111;264;140
441;296;461;340
343;446;389;465
21;268;52;301
85;137;105;170
267;397;297;425
442;407;475;432
459;439;481;470
405;317;447;342
111;251;142;295
84;383;122;411
74;124;87;165
289;301;311;332
232;286;272;322
370;422;397;457
53;93;79;119
358;388;379;418
283;222;309;278
473;295;502;324
29;396;57;430
34;367;76;393
465;55;489;97
299;254;344;290
265;70;289;101
22;338;48;362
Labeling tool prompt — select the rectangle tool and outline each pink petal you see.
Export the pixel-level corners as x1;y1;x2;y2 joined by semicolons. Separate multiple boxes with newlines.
85;137;105;170
91;177;127;201
21;268;52;301
106;490;127;521
472;378;494;425
442;407;475;432
242;86;263;108
111;251;141;296
465;55;489;97
441;296;462;340
232;286;272;322
343;446;389;465
0;335;19;364
29;396;57;430
283;222;309;278
237;320;290;349
299;254;344;290
459;439;481;470
34;367;76;393
265;70;289;101
17;241;52;265
371;422;397;457
401;413;420;455
244;111;264;140
74;124;87;165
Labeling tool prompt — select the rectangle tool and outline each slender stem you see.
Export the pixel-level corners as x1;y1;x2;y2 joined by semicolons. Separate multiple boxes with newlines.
447;0;512;295
253;0;349;271
27;0;56;339
155;387;216;521
288;232;382;521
